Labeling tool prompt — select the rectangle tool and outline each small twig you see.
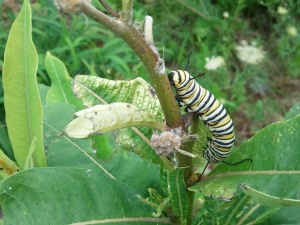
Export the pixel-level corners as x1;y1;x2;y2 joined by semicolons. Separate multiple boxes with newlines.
98;0;119;18
121;0;133;24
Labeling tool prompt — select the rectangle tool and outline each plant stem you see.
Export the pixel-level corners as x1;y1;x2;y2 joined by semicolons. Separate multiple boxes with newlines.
79;2;195;223
80;1;183;129
121;0;133;23
98;0;119;18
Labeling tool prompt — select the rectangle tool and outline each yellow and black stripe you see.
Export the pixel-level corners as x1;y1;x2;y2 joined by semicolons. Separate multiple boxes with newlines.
168;70;235;163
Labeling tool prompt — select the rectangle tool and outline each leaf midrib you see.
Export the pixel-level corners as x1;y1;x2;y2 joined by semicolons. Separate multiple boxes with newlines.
205;170;300;181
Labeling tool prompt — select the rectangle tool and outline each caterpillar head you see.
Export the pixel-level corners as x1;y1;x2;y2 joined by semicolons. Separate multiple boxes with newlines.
167;71;176;86
167;70;190;88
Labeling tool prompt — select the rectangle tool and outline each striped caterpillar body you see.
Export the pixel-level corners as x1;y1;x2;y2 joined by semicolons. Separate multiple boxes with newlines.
168;70;235;163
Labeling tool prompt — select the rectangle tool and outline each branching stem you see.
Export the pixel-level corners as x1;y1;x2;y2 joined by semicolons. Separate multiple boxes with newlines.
121;0;133;23
98;0;119;18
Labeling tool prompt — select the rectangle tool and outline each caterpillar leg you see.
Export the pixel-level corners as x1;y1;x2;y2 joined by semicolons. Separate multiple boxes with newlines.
175;95;186;107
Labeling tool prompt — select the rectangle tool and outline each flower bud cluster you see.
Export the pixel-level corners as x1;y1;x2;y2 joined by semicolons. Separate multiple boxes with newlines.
150;128;183;156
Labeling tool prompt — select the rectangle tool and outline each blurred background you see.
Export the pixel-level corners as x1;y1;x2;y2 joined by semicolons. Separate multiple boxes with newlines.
0;0;299;155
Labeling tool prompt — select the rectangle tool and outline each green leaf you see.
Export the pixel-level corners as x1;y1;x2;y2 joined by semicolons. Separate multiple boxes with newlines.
0;167;171;224
44;103;162;194
73;75;163;121
161;169;189;225
45;52;82;110
43;103;103;169
241;184;300;207
262;206;300;224
72;75;164;164
2;0;46;169
92;134;115;159
246;207;278;225
284;101;300;120
64;102;164;138
190;115;300;205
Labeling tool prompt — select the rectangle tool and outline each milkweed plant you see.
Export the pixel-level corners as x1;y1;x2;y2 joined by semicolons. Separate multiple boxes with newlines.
1;0;300;224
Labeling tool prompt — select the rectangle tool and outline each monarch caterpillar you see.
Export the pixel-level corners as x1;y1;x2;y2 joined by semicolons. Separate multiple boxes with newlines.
168;70;235;163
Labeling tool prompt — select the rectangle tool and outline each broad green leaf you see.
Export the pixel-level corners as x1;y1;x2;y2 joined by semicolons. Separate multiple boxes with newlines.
64;102;164;138
161;169;189;225
72;75;164;164
284;101;300;120
73;75;163;121
44;103;108;170
262;206;300;224
0;167;171;224
241;184;300;207
2;0;46;169
246;207;278;225
190;115;300;205
45;52;82;110
92;134;115;159
44;103;161;195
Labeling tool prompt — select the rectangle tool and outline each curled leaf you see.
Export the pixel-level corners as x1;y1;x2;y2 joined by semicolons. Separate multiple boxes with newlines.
64;102;164;138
